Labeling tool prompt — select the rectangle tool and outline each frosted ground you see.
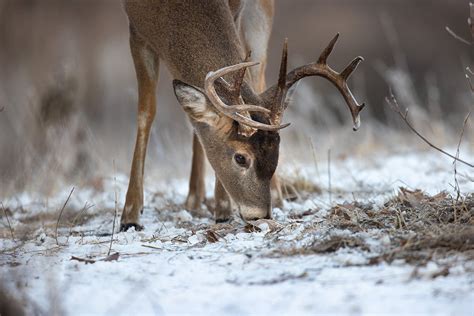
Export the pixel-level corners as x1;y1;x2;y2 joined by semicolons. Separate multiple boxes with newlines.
1;149;474;315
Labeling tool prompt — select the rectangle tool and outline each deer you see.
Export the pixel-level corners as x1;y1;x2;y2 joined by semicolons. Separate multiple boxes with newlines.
120;0;365;231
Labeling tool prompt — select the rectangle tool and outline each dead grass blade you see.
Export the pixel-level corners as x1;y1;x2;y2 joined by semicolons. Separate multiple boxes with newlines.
55;187;75;246
1;202;15;241
108;160;118;256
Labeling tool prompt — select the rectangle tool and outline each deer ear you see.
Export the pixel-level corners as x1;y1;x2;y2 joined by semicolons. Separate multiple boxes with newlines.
173;80;219;125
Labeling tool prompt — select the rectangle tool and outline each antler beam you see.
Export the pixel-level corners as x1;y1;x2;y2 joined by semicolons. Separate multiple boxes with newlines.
271;33;366;131
204;62;290;131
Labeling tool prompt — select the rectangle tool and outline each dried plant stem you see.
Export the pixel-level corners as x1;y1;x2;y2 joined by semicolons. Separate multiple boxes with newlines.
327;149;332;206
453;112;471;207
1;202;15;240
108;160;118;256
386;93;474;168
67;201;94;244
55;187;75;246
309;136;321;180
445;26;471;45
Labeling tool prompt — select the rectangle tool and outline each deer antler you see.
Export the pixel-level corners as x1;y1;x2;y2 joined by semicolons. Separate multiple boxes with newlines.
268;33;365;131
204;62;290;131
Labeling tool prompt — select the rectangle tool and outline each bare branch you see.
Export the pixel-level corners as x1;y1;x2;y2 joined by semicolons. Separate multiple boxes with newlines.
386;92;474;168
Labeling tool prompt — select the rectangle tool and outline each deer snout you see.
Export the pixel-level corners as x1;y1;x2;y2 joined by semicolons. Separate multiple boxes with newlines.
239;205;271;221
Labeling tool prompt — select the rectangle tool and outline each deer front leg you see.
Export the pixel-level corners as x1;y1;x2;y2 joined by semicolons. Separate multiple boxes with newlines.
121;27;159;231
185;134;206;210
214;178;232;222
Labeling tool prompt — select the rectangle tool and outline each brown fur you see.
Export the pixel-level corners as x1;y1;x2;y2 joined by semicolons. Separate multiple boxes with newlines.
121;0;277;227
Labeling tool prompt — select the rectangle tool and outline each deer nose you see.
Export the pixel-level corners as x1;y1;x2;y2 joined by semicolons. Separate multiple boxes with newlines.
239;206;271;221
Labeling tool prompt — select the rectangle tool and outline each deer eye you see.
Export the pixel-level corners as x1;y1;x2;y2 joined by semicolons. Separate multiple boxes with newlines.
234;153;247;167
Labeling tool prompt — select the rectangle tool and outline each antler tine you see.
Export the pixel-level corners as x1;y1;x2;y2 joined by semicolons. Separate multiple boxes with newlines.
317;33;339;65
278;39;288;92
270;38;289;125
231;50;252;98
204;62;290;131
340;56;364;80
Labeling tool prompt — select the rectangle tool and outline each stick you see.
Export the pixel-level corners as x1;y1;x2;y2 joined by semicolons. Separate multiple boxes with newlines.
1;202;14;240
108;160;118;256
386;92;474;168
55;187;75;246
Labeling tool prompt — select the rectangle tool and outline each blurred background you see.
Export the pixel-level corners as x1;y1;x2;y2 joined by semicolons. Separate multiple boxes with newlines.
0;0;472;197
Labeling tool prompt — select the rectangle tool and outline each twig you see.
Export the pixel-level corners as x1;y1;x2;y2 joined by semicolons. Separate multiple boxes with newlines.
1;202;14;240
327;149;332;206
71;252;119;264
142;244;162;250
445;26;471;45
453;112;471;205
55;187;75;246
71;255;95;264
108;160;118;256
386;92;474;168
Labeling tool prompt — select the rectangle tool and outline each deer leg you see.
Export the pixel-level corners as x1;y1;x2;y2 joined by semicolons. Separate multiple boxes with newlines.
185;134;206;210
121;27;159;231
214;178;232;222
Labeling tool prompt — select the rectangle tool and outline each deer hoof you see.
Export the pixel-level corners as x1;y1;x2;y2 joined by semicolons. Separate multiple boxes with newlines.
120;223;144;232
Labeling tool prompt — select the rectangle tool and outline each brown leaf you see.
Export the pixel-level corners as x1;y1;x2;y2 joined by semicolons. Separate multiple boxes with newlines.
398;188;427;207
205;230;220;243
103;252;120;262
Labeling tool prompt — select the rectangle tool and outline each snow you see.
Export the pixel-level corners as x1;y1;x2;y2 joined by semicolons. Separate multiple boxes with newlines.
1;149;474;315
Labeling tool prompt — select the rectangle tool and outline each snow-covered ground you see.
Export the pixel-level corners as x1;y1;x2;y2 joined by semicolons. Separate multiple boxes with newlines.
1;149;474;315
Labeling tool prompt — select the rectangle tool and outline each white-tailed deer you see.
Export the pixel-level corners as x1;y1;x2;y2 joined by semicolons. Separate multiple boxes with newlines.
121;0;364;231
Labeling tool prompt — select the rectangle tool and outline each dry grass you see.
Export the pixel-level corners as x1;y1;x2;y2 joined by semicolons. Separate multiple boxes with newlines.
341;190;473;263
272;189;474;266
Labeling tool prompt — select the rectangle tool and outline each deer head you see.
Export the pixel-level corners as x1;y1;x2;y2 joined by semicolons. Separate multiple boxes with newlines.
173;34;365;220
